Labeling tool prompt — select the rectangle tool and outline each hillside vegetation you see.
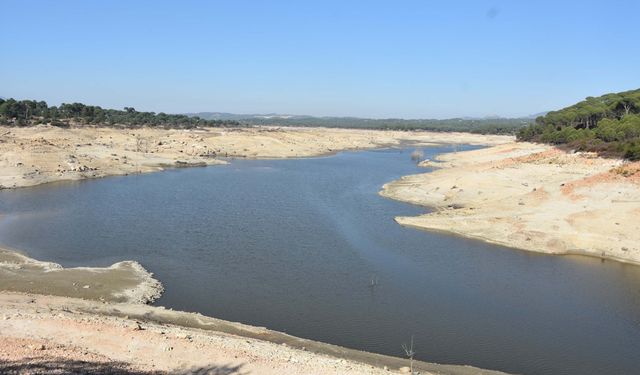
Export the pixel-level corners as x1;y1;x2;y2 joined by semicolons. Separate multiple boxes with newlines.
517;89;640;160
0;99;240;128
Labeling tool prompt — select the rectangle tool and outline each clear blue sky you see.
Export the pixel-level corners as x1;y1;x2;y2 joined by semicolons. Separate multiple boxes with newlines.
2;1;639;118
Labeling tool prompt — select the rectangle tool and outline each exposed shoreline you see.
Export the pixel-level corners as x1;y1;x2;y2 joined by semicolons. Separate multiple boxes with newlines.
381;142;640;265
0;125;511;190
0;292;506;374
0;246;163;304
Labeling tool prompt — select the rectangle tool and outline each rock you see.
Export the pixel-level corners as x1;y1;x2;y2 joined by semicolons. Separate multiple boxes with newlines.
82;285;90;289
399;366;411;373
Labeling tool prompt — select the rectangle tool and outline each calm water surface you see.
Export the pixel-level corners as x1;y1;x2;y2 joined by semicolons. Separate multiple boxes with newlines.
1;145;640;375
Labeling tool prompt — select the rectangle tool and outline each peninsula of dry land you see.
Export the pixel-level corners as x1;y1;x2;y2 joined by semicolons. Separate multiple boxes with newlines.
381;142;640;264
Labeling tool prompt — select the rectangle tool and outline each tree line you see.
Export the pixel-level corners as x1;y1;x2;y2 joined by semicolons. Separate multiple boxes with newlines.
1;97;531;135
194;113;531;134
0;98;241;128
517;89;640;160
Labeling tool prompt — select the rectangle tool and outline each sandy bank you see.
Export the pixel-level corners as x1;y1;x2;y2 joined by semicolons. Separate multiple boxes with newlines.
0;125;511;189
0;293;506;375
381;142;640;264
0;247;162;304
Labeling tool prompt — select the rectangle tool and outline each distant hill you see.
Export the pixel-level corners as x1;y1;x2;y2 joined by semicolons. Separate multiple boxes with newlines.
525;111;549;119
517;88;640;159
187;112;532;135
184;112;292;121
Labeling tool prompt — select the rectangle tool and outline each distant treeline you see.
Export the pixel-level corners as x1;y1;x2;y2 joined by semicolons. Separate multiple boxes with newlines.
0;98;241;128
194;113;531;134
517;89;640;160
0;97;530;134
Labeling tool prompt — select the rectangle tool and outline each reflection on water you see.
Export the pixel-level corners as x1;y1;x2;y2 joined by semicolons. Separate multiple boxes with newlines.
1;145;640;375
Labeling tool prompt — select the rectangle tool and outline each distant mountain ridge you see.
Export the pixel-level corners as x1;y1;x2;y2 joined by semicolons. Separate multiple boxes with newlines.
525;111;549;119
185;112;535;134
188;111;542;122
184;112;298;121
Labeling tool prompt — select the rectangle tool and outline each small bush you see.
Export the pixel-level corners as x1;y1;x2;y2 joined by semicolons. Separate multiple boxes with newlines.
51;120;69;128
624;141;640;161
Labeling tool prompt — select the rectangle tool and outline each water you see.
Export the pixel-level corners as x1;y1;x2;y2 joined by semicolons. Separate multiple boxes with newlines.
1;145;640;375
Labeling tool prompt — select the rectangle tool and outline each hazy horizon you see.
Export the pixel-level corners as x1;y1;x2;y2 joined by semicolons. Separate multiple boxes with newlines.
2;1;639;118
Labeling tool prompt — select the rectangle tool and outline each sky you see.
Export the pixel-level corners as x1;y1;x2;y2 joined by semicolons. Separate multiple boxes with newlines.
2;1;639;119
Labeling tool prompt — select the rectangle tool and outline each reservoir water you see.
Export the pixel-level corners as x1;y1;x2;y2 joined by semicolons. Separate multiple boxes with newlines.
1;145;640;375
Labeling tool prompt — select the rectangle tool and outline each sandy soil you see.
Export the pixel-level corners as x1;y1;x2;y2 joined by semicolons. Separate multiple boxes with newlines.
0;293;506;375
381;142;640;264
0;125;510;189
